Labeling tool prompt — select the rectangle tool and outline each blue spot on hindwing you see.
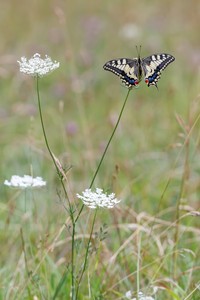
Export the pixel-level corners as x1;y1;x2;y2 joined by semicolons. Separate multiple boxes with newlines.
124;74;137;85
148;72;158;83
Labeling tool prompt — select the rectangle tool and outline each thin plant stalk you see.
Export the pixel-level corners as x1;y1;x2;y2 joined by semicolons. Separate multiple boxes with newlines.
20;228;31;299
75;89;131;223
71;219;76;300
36;76;58;170
173;127;190;278
136;225;141;300
89;90;131;188
36;76;76;299
75;89;131;298
75;208;98;299
35;76;71;207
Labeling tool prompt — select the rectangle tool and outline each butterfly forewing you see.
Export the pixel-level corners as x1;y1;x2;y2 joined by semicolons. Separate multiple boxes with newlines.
103;58;142;88
142;54;175;87
103;52;175;88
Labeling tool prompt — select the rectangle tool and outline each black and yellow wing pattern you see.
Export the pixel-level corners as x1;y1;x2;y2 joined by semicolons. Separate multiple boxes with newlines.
103;53;175;88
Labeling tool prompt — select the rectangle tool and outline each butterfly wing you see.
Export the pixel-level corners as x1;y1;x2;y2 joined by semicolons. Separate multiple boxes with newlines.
103;58;142;88
142;54;175;87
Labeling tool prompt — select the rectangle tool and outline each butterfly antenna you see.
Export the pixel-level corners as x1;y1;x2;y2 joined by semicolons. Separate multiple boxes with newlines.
136;45;142;59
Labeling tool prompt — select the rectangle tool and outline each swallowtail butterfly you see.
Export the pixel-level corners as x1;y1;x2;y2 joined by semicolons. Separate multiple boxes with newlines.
103;52;175;89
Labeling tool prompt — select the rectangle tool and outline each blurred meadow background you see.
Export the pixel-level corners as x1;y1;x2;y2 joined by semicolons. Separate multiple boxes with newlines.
1;0;200;299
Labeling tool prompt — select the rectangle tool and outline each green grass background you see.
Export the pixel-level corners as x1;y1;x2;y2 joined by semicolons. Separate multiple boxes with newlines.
0;0;200;299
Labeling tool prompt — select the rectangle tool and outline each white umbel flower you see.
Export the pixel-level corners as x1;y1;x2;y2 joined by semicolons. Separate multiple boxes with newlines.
125;291;155;300
4;175;46;189
17;53;60;77
77;188;121;209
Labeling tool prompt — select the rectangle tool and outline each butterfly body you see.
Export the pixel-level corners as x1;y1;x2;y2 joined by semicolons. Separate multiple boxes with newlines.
103;53;175;88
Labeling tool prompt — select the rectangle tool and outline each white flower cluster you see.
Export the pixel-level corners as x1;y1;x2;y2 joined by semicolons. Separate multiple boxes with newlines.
4;175;46;189
77;188;121;209
17;53;60;77
126;291;155;300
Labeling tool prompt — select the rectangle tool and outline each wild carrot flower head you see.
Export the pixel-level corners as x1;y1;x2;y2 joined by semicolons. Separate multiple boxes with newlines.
125;291;155;300
125;287;157;300
77;188;121;209
4;175;46;189
17;53;60;77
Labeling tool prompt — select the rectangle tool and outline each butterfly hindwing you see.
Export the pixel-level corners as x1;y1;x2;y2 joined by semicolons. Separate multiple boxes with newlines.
103;58;142;88
103;52;175;88
142;54;175;87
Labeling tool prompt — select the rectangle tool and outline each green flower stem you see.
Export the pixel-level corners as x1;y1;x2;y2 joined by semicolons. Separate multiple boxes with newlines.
75;208;98;299
90;90;131;188
36;76;59;173
71;219;76;300
75;89;131;223
136;228;141;300
36;76;71;203
75;89;131;298
36;76;76;298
